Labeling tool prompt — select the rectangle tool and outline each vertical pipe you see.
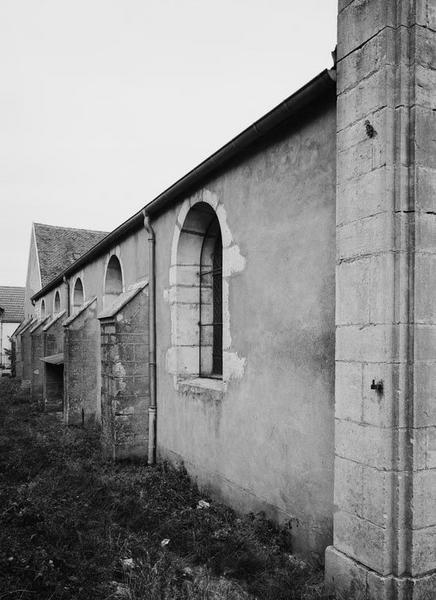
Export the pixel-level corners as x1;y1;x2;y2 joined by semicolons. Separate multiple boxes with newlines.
0;316;3;370
62;276;70;425
143;210;156;465
63;276;70;317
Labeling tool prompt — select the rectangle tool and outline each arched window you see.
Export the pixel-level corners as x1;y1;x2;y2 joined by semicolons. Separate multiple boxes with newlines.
41;299;46;319
104;255;123;307
174;202;223;379
54;291;61;313
73;278;84;312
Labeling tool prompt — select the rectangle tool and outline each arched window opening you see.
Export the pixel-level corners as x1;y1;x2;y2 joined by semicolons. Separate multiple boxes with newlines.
104;255;123;307
199;218;222;377
73;278;84;312
174;202;223;380
54;291;61;313
41;299;46;319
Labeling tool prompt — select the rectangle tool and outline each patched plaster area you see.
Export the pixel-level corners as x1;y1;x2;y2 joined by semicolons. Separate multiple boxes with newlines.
165;189;246;389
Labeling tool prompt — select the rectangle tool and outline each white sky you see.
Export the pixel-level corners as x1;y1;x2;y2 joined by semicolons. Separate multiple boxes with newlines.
0;0;337;287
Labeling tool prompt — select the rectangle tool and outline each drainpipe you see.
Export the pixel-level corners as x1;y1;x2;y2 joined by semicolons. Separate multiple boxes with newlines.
142;209;156;465
63;276;70;317
0;312;3;370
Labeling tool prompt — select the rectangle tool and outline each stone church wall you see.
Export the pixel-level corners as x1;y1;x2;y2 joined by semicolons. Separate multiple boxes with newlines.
13;320;30;381
152;93;337;558
19;321;34;389
42;312;65;412
64;299;100;425
30;318;49;404
100;285;149;459
17;2;436;594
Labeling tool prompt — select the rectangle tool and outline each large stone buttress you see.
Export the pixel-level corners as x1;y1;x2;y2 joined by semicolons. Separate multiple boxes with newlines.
327;1;436;598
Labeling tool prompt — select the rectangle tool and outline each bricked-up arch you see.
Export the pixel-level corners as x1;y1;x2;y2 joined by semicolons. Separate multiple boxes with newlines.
54;290;61;313
73;278;84;312
104;255;123;307
174;202;223;378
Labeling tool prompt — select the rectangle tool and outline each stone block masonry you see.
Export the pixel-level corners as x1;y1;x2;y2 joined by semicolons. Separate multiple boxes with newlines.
99;284;149;459
326;1;436;598
19;320;36;392
30;317;50;407
63;299;100;426
15;319;33;387
42;311;65;412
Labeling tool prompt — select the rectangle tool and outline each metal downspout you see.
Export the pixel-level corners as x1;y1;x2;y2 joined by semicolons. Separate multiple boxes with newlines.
63;276;70;317
62;276;70;426
143;210;156;465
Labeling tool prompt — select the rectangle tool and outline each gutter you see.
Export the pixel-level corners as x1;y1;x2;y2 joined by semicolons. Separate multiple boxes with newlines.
63;276;71;317
32;68;335;303
144;68;336;216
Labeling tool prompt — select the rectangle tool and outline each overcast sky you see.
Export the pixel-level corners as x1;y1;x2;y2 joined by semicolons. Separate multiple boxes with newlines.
0;0;337;287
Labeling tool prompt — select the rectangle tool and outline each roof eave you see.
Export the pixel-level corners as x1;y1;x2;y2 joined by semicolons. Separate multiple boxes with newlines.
32;67;336;302
144;68;336;217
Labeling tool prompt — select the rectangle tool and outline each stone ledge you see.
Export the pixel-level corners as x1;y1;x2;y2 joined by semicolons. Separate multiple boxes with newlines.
177;377;225;398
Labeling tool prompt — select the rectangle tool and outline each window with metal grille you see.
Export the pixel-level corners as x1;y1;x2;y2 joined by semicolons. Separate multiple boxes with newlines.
199;220;222;378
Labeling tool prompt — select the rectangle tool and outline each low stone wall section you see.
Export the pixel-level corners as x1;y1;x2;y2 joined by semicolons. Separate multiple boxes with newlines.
30;317;50;405
18;319;35;390
63;299;100;425
42;311;66;412
99;283;149;459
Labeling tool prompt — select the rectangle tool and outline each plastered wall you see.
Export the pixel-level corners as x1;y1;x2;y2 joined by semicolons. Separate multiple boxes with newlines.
152;96;337;558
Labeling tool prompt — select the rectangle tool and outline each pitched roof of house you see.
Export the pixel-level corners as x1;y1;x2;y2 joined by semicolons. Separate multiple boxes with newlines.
0;286;25;323
34;223;109;287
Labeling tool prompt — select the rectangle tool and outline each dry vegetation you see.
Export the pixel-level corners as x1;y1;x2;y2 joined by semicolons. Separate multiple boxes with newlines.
0;378;333;599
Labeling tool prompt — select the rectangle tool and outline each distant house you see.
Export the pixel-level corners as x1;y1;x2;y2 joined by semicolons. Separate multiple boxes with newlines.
0;286;24;375
24;223;109;319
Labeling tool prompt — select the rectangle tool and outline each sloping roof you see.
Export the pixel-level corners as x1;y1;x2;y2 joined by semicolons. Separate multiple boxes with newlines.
98;281;148;320
41;353;64;365
0;286;25;323
43;310;66;332
63;297;97;327
32;68;336;301
30;315;51;334
34;223;109;287
11;318;32;338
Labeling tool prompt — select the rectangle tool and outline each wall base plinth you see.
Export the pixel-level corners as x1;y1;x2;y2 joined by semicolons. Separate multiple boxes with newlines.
325;547;436;600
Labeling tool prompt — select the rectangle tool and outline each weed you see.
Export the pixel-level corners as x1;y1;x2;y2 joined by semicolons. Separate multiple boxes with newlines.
0;379;333;599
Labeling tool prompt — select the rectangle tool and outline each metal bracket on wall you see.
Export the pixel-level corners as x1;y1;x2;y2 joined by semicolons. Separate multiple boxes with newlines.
370;379;383;394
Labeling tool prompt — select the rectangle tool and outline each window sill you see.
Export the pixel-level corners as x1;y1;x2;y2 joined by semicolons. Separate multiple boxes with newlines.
178;377;225;397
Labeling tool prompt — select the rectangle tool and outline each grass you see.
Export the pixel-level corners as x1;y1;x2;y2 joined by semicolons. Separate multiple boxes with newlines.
0;378;334;600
